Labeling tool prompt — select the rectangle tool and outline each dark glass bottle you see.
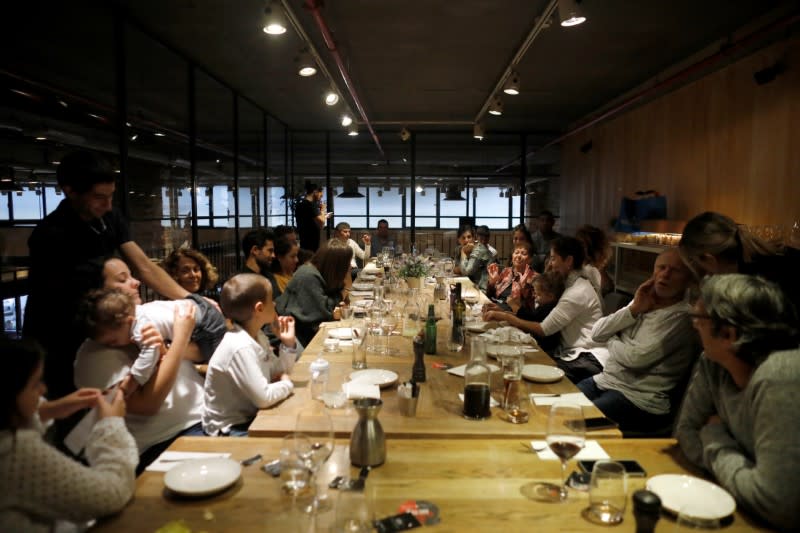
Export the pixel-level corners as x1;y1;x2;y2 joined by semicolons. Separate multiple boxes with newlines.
424;304;437;355
450;282;465;348
412;333;426;382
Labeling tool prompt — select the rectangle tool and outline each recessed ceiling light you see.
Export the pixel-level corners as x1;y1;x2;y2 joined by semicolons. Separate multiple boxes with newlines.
263;0;287;35
296;50;317;77
35;136;46;141
154;132;165;137
341;114;353;127
324;89;339;106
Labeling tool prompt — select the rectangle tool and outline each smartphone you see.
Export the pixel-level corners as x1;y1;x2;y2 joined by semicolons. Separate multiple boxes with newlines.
566;416;619;431
578;459;647;477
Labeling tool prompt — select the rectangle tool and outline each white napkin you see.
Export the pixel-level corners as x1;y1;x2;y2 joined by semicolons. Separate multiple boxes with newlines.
481;326;538;345
458;392;500;408
530;392;594;407
446;363;501;377
529;440;610;461
342;381;381;400
147;451;232;472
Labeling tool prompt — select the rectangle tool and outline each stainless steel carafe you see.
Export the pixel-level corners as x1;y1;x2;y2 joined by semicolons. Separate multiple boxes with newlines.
349;398;386;467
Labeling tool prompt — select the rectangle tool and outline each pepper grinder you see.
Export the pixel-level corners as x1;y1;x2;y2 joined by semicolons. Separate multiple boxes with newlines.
412;333;426;382
633;489;662;533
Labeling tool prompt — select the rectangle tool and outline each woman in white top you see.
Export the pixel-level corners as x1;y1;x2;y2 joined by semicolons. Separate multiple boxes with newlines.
0;338;137;532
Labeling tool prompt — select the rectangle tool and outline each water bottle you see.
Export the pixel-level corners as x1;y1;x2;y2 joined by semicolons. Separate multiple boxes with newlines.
309;356;330;400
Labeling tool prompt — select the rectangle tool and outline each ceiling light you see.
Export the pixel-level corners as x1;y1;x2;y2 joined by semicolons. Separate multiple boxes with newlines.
35;136;46;141
559;0;586;27
154;132;165;137
347;124;359;136
296;50;317;77
338;177;364;198
415;184;423;193
377;190;383;197
473;122;485;140
399;127;411;141
341;114;353;127
324;89;339;106
130;133;138;141
58;99;68;108
503;71;520;95
488;95;503;116
443;184;466;201
262;1;287;35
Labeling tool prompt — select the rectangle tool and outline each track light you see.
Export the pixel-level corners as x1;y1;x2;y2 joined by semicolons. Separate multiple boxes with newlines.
262;1;287;35
503;71;520;95
341;114;353;127
473;122;485;140
488;95;503;116
347;124;359;136
324;88;339;106
399;127;411;142
558;0;586;27
296;50;317;77
415;184;423;193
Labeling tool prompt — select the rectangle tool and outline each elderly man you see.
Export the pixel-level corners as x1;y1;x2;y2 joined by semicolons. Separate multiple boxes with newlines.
675;274;800;530
332;221;371;271
577;249;698;432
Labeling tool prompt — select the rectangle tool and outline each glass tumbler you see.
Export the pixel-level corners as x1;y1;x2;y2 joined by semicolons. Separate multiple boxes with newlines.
586;461;627;525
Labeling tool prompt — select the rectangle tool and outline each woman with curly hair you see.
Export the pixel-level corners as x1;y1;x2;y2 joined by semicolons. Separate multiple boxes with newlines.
162;248;220;296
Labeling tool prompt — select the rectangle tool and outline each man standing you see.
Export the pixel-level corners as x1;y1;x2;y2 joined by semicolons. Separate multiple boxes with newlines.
24;150;189;399
371;219;394;252
295;182;329;252
239;228;277;292
531;210;561;272
577;249;698;433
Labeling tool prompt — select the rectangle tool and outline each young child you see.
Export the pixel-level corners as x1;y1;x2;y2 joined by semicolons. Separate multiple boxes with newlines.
83;289;226;392
202;273;300;436
517;270;565;353
0;338;137;531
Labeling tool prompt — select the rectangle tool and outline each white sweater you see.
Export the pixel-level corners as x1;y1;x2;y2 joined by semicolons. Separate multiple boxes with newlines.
0;416;137;532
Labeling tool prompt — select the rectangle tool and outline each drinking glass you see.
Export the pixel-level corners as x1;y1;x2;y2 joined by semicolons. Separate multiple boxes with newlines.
351;317;367;369
585;461;627;525
446;325;465;353
674;503;722;531
340;305;353;326
295;405;335;512
501;351;528;423
279;433;314;496
334;490;373;533
380;312;398;356
544;402;586;501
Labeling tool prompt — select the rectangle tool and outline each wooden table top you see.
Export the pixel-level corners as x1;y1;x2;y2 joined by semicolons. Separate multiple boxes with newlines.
248;318;619;439
93;436;770;532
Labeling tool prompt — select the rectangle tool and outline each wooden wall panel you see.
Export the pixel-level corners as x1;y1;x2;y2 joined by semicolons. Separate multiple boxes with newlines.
560;37;800;234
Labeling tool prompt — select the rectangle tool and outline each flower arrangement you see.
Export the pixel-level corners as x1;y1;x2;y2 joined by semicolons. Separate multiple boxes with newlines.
397;255;431;279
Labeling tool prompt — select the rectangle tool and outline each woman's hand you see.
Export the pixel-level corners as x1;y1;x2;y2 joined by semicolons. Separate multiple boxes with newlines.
97;388;126;419
277;315;297;349
487;263;501;285
139;323;167;357
39;388;101;422
172;301;197;341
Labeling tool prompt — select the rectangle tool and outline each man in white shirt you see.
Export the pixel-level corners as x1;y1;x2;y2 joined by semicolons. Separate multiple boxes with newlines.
578;249;699;432
332;222;371;273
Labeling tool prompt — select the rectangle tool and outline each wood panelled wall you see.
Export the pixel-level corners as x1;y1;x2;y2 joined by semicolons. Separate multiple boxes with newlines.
559;36;800;233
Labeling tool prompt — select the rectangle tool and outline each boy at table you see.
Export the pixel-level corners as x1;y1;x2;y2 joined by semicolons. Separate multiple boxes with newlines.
202;273;300;436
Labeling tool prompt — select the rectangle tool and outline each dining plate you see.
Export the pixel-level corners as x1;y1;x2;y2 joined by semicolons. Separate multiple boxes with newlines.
465;322;490;333
360;274;377;281
164;457;242;497
522;364;565;383
352;282;374;291
349;369;399;389
646;474;736;520
327;327;353;340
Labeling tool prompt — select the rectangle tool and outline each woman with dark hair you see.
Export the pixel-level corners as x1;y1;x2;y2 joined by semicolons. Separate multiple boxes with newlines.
678;211;799;321
276;241;353;346
161;248;220;296
676;274;800;530
484;241;536;311
576;224;613;297
512;223;534;249
0;338;137;531
270;234;300;298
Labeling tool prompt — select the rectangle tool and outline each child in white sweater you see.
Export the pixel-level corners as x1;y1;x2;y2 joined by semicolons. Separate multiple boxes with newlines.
202;273;299;436
0;338;137;532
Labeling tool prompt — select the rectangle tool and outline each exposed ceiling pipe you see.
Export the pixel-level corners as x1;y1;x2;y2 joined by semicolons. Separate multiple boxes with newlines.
302;0;385;159
475;0;559;123
495;12;800;172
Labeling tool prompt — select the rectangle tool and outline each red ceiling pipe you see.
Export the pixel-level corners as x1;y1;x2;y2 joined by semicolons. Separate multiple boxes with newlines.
304;0;385;159
496;12;800;172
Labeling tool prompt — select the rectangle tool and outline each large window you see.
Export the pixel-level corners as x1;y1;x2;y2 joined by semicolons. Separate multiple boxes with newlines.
368;187;403;229
332;186;367;228
406;186;436;227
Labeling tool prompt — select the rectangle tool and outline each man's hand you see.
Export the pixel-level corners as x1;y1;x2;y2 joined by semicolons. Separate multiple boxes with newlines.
630;277;656;317
277;315;297;349
39;388;101;422
362;234;371;245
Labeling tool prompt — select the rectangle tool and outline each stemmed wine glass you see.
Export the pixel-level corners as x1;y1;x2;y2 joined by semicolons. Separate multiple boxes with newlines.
543;402;586;501
295;404;335;512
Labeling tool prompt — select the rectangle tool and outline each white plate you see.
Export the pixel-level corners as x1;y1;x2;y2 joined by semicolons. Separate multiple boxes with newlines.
522;364;565;383
486;344;522;359
465;322;489;333
360;274;377;281
352;282;374;291
349;369;399;389
164;457;242;497
327;327;353;340
647;474;736;520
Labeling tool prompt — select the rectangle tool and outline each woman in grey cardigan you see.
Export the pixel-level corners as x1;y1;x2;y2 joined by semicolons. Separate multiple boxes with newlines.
275;241;353;347
675;274;800;530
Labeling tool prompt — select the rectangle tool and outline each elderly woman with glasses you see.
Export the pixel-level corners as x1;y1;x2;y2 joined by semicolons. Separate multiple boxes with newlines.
675;274;800;530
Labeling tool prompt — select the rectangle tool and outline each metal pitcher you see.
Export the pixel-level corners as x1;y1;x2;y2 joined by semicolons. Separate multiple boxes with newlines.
349;398;386;467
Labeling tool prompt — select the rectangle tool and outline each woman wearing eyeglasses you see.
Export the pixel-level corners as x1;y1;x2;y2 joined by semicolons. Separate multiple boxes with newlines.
675;274;800;530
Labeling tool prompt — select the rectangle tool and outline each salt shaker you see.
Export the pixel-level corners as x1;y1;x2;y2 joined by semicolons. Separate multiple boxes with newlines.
632;489;661;533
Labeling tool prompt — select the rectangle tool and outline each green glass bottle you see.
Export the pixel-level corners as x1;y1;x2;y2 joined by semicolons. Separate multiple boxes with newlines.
449;282;465;352
424;304;437;355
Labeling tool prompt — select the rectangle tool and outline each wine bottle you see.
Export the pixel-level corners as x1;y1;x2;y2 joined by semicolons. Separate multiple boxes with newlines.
450;282;465;349
424;304;437;355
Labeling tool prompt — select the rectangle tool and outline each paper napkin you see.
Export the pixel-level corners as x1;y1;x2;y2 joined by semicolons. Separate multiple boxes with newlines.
342;381;381;400
530;440;610;461
530;392;594;407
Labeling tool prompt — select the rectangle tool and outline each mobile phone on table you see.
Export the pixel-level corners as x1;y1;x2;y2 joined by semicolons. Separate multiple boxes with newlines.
566;416;618;431
578;459;647;477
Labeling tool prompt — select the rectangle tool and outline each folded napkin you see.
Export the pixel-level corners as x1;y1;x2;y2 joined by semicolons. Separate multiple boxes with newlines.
446;363;501;377
458;392;500;408
147;451;232;472
529;440;610;461
480;326;538;346
530;391;594;407
342;381;381;400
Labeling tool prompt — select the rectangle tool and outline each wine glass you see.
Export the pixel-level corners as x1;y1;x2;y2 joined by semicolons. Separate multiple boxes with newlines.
295;404;335;512
544;402;586;501
380;312;398;356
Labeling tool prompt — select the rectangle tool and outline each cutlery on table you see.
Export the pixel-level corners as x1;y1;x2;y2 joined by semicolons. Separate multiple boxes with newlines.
240;454;263;466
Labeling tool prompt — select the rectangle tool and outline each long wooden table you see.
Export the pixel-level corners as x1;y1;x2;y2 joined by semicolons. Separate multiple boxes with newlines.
93;436;770;532
248;315;620;439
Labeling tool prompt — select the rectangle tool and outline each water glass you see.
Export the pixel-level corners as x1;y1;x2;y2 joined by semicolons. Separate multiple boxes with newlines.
335;489;373;532
341;305;353;325
446;325;465;353
279;434;314;496
586;461;627;525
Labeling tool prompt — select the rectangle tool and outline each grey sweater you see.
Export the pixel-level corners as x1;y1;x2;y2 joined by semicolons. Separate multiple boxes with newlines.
591;301;698;414
675;348;800;531
275;264;340;347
